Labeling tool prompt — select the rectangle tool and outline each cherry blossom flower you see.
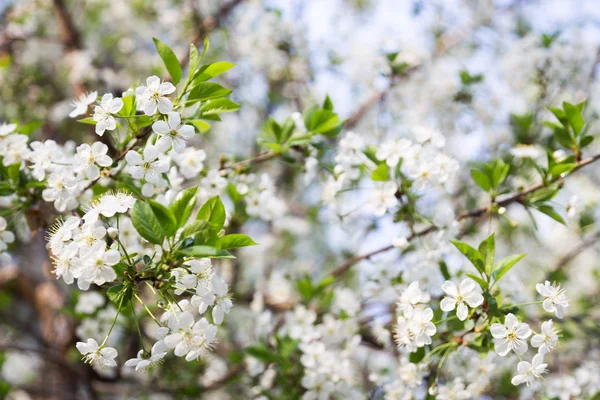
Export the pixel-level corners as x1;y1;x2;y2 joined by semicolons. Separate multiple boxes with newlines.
136;75;176;115
124;341;168;372
491;313;531;356
69;91;97;118
93;94;123;136
369;181;399;216
191;275;232;324
440;279;484;321
173;147;206;179
164;311;217;360
511;354;548;386
75;242;119;289
0;122;16;137
42;171;79;212
76;338;118;368
397;282;426;313
152;112;195;153
531;320;559;355
376;138;412;167
27;140;59;181
125;145;169;185
73;142;112;180
536;280;569;319
0;217;15;253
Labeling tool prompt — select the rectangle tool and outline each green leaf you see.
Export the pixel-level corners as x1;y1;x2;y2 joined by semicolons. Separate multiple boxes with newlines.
153;37;183;85
439;261;451;280
527;186;559;204
169;186;198;228
131;200;165;245
478;234;495;276
451;240;485;273
563;101;585;136
307;109;341;136
580;135;594;148
106;285;124;304
148;200;177;237
181;220;211;238
491;160;510;189
196;196;226;231
188;43;201;75
188;82;232;103
465;273;488;290
194;61;235;82
200;98;240;115
549;163;576;179
77;117;97;125
296;276;314;300
119;95;135;117
534;204;566;225
371;163;390;181
553;127;574;148
492;254;526;282
245;345;279;363
177;245;235;259
409;346;426;363
470;169;491;191
323;95;334;111
219;234;257;250
107;285;131;308
189;120;211;133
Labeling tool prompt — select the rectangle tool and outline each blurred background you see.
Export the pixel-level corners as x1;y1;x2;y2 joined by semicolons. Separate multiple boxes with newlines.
2;0;600;399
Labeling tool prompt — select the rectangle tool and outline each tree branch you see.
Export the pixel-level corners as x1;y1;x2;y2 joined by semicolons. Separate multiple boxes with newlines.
328;153;600;278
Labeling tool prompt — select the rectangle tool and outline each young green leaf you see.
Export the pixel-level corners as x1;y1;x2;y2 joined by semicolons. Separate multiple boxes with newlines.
152;37;183;85
371;163;390;181
188;82;232;103
196;196;226;230
492;254;526;282
131;200;165;245
177;245;235;259
451;240;485;274
169;186;198;228
470;169;491;191
534;204;566;225
200;98;240;115
478;234;495;275
219;234;258;250
148;200;177;237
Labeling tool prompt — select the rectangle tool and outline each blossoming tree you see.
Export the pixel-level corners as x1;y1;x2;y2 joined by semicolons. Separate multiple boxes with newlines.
1;1;600;400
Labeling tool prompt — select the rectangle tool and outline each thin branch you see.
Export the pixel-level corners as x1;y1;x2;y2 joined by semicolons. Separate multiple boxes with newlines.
549;231;600;277
328;153;600;278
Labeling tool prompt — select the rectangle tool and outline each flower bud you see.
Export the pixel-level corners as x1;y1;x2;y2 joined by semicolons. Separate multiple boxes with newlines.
107;227;118;239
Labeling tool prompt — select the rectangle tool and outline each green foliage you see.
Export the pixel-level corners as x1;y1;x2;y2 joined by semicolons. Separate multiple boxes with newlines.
452;235;525;287
545;100;592;154
470;159;510;197
153;37;183;85
169;186;198;228
371;163;390;181
196;195;226;231
131;200;167;245
219;234;258;249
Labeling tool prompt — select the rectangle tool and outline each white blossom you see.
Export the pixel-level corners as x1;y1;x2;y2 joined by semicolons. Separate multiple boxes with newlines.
153;112;195;153
536;280;569;319
93;93;123;136
491;313;531;356
69;91;97;118
136;75;176;115
76;338;118;368
511;354;548;386
440;279;484;321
